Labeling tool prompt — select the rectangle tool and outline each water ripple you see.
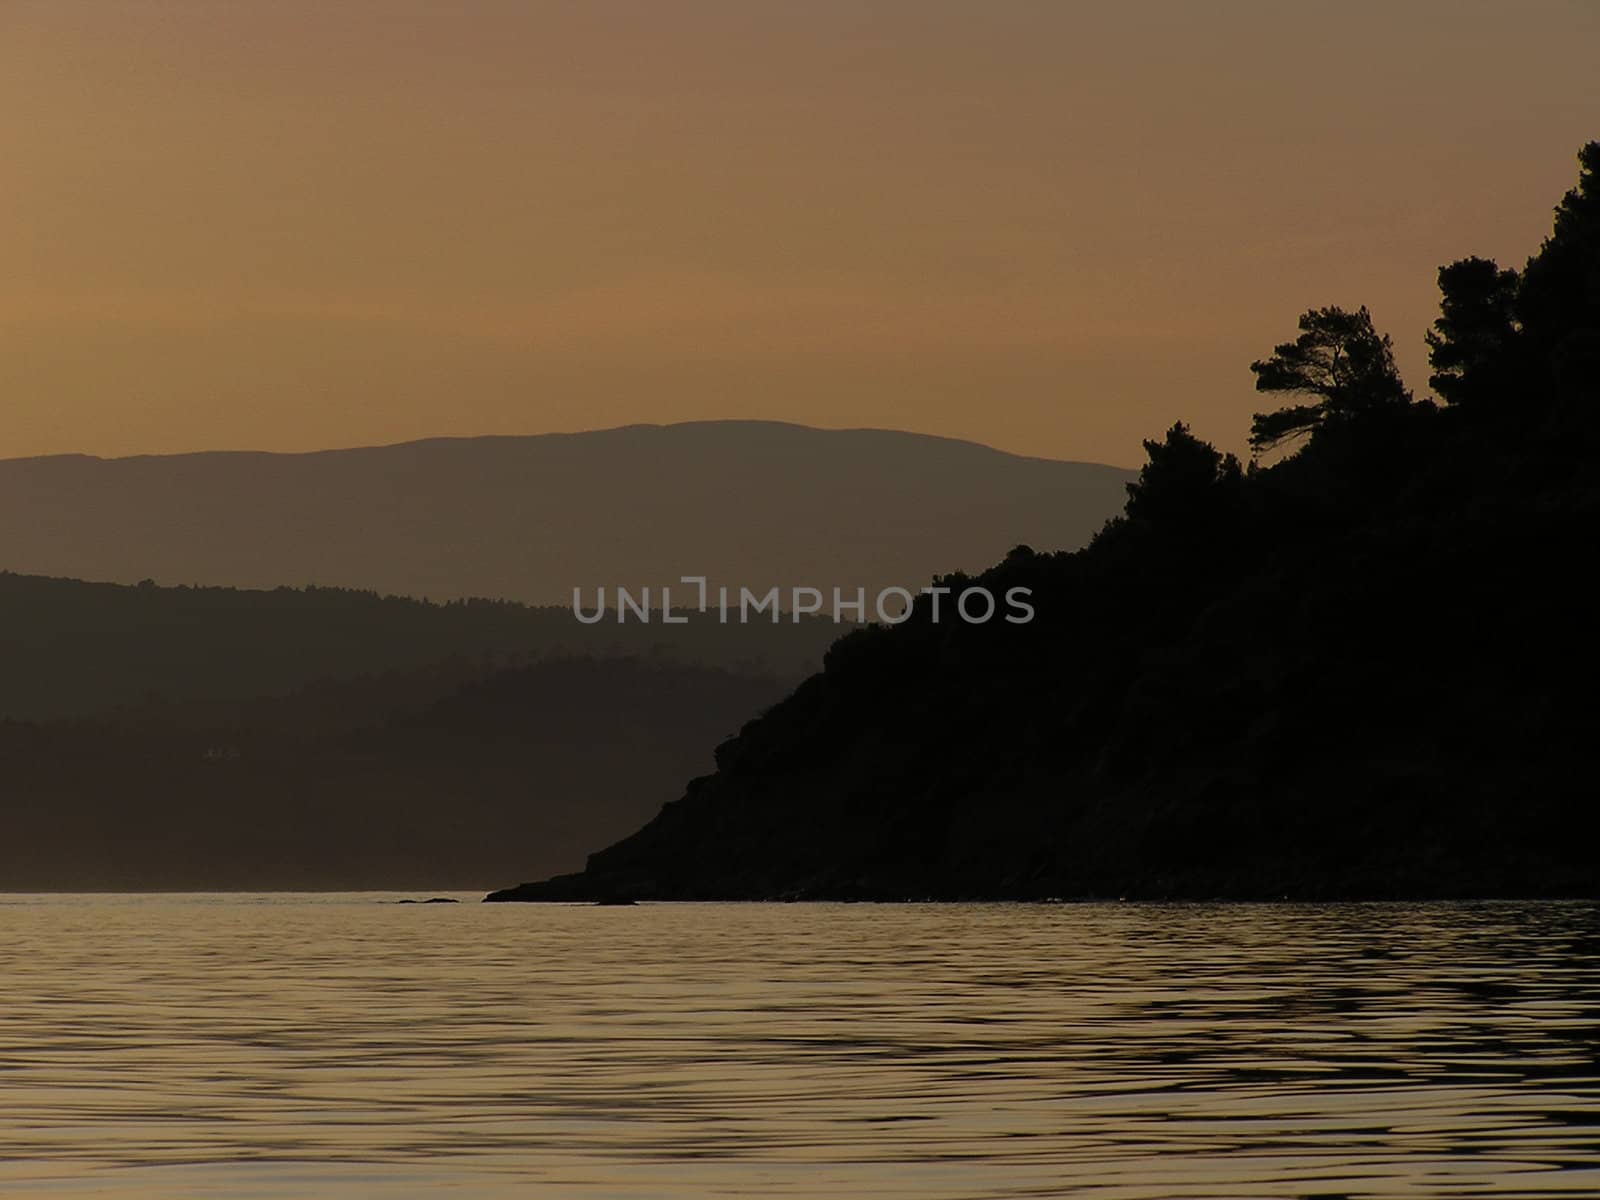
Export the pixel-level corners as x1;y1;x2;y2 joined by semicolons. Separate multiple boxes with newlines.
0;896;1597;1197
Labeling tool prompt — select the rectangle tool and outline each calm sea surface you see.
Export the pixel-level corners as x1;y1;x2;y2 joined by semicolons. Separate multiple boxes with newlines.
1;896;1597;1198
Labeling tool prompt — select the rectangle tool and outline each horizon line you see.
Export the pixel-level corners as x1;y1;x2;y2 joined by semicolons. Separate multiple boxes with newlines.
0;418;1136;471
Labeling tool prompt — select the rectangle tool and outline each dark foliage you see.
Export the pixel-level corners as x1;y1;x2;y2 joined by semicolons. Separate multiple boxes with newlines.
1426;257;1522;409
1248;305;1415;454
1122;422;1243;534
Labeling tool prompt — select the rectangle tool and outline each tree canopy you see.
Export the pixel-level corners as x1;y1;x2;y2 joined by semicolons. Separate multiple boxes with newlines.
1247;306;1412;454
1425;257;1521;409
1518;140;1600;356
1124;422;1242;530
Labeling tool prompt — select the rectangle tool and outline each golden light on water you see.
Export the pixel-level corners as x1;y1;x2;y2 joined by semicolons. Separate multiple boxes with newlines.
3;896;1599;1198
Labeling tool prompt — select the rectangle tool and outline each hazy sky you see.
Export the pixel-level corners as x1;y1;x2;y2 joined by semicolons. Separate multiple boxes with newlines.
3;1;1596;466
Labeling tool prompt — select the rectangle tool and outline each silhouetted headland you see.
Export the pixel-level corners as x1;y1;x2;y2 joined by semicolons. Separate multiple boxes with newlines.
489;143;1600;903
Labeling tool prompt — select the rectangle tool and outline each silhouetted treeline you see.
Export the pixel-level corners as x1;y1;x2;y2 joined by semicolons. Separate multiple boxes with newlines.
495;142;1600;902
0;573;837;722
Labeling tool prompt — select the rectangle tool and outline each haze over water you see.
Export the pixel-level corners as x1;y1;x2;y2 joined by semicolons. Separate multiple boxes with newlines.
2;896;1598;1198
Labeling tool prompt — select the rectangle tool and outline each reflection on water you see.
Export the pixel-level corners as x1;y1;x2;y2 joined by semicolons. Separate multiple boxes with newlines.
0;896;1597;1198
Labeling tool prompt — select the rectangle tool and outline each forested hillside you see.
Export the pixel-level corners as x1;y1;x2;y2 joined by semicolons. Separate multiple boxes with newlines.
492;144;1600;902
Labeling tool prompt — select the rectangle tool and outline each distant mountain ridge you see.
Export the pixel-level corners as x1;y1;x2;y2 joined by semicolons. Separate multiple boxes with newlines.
0;572;839;722
0;421;1132;605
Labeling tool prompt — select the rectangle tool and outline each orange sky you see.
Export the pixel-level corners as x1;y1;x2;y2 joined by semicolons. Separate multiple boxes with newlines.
2;0;1596;466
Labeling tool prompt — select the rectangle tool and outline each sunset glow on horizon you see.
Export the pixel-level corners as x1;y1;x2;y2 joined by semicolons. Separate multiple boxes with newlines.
3;0;1596;465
